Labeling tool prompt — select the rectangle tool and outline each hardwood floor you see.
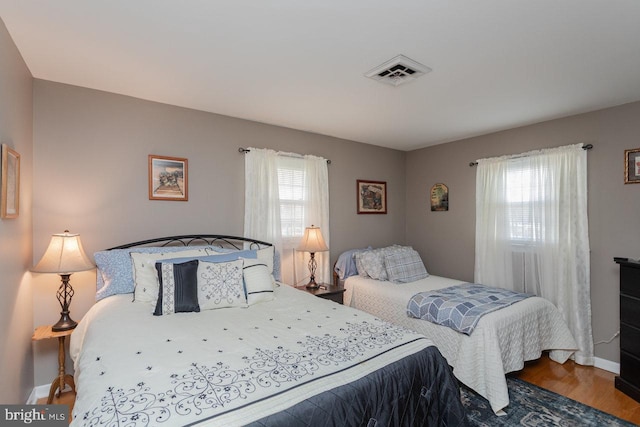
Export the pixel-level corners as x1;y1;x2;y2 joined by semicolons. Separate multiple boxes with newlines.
37;390;74;423
37;354;640;425
514;353;640;425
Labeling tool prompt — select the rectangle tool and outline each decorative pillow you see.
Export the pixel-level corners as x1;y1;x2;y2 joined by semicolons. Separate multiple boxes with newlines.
256;246;275;274
205;247;239;255
355;251;371;278
197;260;246;310
384;249;429;283
161;250;257;265
153;260;200;315
205;245;280;281
272;248;282;282
242;258;274;305
334;247;371;280
386;245;415;257
358;248;389;280
353;245;416;280
131;249;207;304
94;246;215;302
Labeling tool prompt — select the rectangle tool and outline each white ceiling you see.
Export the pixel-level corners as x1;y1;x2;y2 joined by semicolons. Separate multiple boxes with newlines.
1;1;639;151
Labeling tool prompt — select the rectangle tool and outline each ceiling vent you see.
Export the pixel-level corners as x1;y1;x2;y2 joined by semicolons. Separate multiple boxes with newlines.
365;54;432;87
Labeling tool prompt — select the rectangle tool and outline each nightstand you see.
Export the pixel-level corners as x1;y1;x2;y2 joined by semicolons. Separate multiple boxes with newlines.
32;325;76;404
296;284;346;304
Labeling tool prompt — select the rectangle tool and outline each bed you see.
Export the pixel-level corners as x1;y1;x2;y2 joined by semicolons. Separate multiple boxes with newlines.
69;235;466;426
336;245;578;414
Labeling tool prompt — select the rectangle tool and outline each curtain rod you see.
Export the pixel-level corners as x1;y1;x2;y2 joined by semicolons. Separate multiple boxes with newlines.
468;143;593;167
239;147;331;164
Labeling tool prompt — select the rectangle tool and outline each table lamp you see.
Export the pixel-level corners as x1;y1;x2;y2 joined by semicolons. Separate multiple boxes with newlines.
297;225;329;289
33;230;95;331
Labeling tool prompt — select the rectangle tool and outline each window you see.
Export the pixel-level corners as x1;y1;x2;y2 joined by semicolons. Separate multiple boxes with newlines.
506;164;541;243
277;158;307;240
475;144;592;364
503;160;555;244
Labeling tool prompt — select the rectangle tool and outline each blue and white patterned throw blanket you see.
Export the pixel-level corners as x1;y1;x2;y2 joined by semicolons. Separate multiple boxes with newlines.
406;283;532;335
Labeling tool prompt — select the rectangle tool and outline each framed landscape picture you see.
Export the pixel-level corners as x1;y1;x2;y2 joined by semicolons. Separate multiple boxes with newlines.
624;148;640;184
148;154;188;201
357;180;387;214
430;183;449;211
1;144;20;219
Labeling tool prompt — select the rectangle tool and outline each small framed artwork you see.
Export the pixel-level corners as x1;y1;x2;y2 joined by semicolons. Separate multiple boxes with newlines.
357;180;387;214
148;154;189;201
1;144;20;219
624;148;640;184
430;183;449;211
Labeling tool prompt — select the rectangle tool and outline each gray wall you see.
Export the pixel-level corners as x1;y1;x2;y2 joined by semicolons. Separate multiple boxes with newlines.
0;18;34;403
406;101;640;363
31;80;406;385
17;46;640;389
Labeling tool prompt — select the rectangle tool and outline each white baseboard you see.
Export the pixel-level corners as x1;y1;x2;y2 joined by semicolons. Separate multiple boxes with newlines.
26;384;49;404
26;384;74;404
594;356;620;375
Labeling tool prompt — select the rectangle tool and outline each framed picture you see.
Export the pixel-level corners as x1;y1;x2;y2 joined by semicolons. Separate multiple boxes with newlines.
1;144;20;219
148;154;188;201
430;183;449;211
357;180;387;214
624;148;640;184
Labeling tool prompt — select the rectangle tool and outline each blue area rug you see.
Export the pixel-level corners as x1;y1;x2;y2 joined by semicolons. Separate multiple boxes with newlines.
462;377;636;426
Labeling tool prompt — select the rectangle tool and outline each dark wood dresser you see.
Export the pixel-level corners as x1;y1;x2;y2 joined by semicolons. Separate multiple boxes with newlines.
615;257;640;402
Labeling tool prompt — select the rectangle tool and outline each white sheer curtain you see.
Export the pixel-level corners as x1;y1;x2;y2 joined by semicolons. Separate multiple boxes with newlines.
244;147;282;251
475;143;593;365
294;154;330;286
244;147;330;286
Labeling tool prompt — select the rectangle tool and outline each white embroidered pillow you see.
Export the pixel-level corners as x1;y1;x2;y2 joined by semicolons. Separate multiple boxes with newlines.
197;260;246;310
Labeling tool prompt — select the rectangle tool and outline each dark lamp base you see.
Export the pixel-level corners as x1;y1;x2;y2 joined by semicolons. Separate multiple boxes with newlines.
305;252;321;289
305;275;321;289
52;312;77;332
52;274;78;332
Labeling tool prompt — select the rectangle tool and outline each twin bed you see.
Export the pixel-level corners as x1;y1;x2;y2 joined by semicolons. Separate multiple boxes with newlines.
336;245;578;414
69;236;466;426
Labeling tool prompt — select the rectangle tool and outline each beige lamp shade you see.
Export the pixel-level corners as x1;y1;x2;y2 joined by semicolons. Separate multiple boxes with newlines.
297;225;329;253
33;231;95;274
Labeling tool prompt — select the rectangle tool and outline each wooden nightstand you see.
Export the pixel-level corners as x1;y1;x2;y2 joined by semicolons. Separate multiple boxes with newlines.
32;325;76;404
296;284;346;304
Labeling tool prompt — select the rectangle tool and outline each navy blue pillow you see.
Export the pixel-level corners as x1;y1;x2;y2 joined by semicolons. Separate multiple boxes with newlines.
153;259;200;315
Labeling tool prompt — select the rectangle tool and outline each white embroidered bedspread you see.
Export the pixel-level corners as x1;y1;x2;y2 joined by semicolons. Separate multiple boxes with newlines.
70;284;435;426
344;275;577;414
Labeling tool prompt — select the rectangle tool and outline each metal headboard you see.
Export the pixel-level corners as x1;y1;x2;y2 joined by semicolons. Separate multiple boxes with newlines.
106;234;272;251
